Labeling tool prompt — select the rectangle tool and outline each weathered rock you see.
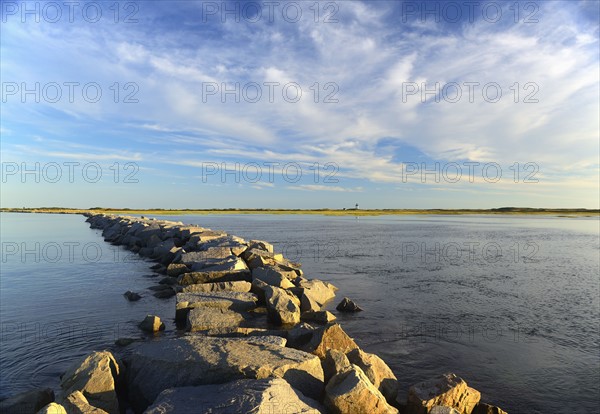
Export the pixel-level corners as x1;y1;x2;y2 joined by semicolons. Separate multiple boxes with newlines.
472;403;508;414
178;269;251;285
300;292;321;312
181;280;251;293
298;279;337;307
60;351;120;414
63;391;108;414
186;307;245;332
252;267;295;289
322;349;352;384
138;315;165;332
123;291;141;301
191;256;249;273
406;373;481;414
325;365;398;414
264;285;301;325
175;291;257;318
0;388;54;414
300;323;359;359
430;407;461;414
287;323;317;349
336;297;363;312
37;402;67;414
126;335;324;411
346;348;398;403
248;240;274;253
180;247;234;264
145;378;324;414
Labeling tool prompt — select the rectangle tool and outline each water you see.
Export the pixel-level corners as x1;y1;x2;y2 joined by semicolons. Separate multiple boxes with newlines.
1;213;599;413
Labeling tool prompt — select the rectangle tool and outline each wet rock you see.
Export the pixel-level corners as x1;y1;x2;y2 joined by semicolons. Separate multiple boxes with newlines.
325;365;398;414
0;388;54;414
264;285;301;325
166;263;189;277
60;351;120;414
158;277;177;286
301;310;337;324
406;373;481;414
123;291;141;301
300;323;359;358
322;349;352;384
145;378;324;414
336;297;363;312
37;402;67;414
181;280;251;293
62;391;108;414
138;315;165;333
346;348;398;403
125;335;324;411
114;338;137;347
153;288;175;299
472;403;508;414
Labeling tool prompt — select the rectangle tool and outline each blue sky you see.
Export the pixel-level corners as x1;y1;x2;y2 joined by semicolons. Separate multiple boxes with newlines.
1;0;598;209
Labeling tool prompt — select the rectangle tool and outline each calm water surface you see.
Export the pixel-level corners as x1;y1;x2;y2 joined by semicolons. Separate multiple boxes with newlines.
1;212;598;414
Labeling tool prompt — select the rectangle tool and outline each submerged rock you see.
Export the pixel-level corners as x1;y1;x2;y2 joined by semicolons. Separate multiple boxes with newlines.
144;378;324;414
125;335;324;411
123;291;141;301
0;388;54;414
336;297;363;312
138;315;165;333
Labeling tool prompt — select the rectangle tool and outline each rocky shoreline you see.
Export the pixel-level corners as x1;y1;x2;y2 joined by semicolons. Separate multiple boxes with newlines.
1;213;508;414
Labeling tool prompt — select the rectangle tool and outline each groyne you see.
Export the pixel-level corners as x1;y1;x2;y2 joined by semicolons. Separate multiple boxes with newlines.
1;213;509;414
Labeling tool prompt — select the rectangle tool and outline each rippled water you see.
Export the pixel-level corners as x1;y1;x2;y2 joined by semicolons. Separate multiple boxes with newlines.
1;213;599;413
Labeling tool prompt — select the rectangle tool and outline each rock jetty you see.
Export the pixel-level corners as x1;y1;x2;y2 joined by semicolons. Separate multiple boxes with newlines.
2;213;508;414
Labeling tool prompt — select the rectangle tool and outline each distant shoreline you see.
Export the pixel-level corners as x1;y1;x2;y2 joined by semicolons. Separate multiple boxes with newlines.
1;207;598;217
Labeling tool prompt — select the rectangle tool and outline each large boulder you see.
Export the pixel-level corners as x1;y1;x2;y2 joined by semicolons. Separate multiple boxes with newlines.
186;307;245;332
62;391;108;414
175;291;257;320
430;407;461;414
248;240;274;253
37;402;67;414
298;280;338;307
252;267;295;289
125;335;324;411
181;281;251;293
406;373;481;414
191;256;249;273
264;285;301;325
166;263;189;277
180;248;234;264
60;351;120;414
0;388;54;414
178;269;251;285
144;379;324;414
299;323;359;359
346;348;398;403
325;365;398;414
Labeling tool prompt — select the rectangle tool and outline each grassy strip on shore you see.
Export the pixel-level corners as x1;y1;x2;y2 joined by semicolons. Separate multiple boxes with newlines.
1;207;598;217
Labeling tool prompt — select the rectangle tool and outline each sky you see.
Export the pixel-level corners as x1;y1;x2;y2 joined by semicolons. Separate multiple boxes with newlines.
1;0;599;209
